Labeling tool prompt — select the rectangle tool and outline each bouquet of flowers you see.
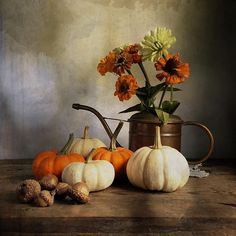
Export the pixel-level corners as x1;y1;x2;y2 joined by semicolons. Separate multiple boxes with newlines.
97;27;190;123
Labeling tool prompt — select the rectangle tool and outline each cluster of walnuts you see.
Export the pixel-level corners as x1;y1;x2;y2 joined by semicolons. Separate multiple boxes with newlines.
16;174;90;207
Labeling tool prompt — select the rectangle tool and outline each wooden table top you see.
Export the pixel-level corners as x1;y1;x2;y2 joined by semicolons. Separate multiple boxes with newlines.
0;159;235;235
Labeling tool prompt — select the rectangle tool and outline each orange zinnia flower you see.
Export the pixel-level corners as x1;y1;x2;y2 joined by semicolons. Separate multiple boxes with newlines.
97;50;133;76
97;51;116;76
155;53;190;84
124;44;142;63
114;75;139;101
113;52;133;76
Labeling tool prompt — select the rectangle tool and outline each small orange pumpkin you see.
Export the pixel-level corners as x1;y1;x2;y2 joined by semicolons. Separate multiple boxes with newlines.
92;121;133;180
32;134;85;180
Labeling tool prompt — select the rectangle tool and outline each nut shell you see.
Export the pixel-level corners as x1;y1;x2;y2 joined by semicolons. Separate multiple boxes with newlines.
55;182;70;199
16;179;41;203
68;182;90;204
39;174;58;190
35;190;55;207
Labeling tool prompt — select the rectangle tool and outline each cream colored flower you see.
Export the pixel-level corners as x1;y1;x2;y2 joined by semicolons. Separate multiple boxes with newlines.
140;27;176;62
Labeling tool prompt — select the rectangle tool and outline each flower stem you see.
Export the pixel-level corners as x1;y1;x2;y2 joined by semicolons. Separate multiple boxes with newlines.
126;69;133;75
158;84;168;108
138;62;151;87
162;54;168;62
170;85;173;102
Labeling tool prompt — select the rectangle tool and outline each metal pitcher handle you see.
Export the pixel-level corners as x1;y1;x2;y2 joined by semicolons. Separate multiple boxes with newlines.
183;121;214;164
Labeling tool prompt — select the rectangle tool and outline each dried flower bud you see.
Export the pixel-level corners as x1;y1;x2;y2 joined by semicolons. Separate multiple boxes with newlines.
39;174;58;190
16;179;41;203
34;190;55;207
68;182;90;204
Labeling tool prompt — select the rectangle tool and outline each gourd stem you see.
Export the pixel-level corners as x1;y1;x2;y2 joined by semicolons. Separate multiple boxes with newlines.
83;126;90;139
153;126;162;149
86;148;96;163
59;133;74;155
110;121;124;151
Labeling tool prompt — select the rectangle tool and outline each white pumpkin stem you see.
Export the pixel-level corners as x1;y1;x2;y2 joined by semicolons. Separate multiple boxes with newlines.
153;126;163;149
83;126;90;139
110;121;124;151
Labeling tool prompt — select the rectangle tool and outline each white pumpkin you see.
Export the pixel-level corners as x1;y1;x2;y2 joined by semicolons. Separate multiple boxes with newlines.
68;126;106;157
126;126;189;192
62;151;115;192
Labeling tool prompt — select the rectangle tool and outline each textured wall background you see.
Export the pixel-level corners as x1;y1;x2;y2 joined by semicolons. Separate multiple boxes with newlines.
0;0;235;160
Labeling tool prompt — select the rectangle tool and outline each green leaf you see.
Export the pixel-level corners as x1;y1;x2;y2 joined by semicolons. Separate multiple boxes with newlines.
113;47;123;54
136;94;146;103
149;82;166;98
119;104;142;113
162;100;180;114
135;90;147;96
155;108;170;124
136;87;148;94
136;87;148;103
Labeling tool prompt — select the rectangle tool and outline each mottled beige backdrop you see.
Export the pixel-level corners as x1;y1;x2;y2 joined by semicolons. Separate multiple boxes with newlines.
0;0;235;160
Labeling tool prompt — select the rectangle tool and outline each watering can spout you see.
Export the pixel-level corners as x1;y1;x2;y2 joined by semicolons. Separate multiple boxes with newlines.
72;103;121;146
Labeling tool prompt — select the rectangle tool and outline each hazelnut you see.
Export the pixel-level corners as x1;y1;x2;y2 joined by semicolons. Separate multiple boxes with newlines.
68;182;90;204
39;174;58;190
34;190;55;207
55;182;70;199
16;179;41;203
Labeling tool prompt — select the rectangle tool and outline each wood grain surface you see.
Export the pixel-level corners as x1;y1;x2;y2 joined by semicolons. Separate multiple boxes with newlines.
0;159;235;235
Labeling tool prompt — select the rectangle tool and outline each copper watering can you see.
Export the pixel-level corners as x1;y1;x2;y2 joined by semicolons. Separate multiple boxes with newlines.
72;104;214;164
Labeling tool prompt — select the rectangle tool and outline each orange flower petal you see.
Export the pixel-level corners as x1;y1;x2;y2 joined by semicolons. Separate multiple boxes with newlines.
155;53;190;85
177;63;190;78
97;51;117;76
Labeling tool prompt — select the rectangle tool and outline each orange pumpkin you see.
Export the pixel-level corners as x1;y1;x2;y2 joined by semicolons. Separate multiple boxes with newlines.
32;134;85;180
92;122;133;180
